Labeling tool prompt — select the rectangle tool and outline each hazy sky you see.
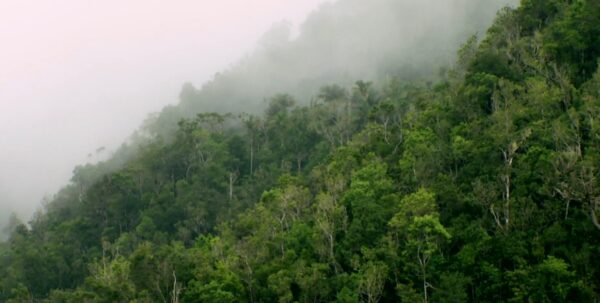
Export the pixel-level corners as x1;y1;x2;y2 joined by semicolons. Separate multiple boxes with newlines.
0;0;329;221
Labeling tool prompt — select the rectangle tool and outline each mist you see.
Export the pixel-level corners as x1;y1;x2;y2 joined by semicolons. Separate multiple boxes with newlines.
148;0;518;136
0;0;517;233
0;0;328;232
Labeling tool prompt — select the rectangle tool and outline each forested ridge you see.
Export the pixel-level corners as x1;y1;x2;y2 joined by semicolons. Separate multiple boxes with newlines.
2;0;600;302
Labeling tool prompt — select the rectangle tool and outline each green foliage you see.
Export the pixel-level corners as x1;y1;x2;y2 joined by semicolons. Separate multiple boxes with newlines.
342;155;397;257
2;1;600;302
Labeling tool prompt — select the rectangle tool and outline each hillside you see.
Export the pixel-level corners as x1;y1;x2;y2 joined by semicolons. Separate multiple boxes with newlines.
2;0;600;302
141;0;513;138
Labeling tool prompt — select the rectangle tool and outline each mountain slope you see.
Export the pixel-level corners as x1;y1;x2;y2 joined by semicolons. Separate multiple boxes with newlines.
2;0;600;302
143;0;515;138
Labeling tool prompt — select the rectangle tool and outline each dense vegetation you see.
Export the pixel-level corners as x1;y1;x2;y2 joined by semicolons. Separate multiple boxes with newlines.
2;0;600;302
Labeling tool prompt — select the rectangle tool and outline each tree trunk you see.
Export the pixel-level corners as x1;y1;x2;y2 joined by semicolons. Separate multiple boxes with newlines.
229;173;234;201
171;271;181;303
591;203;600;231
250;141;254;176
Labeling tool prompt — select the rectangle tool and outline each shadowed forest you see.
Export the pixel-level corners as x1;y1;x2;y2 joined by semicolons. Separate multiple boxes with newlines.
1;0;600;302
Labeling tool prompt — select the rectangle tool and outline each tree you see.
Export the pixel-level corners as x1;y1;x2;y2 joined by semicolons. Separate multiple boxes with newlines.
342;155;397;256
357;261;387;303
389;189;450;303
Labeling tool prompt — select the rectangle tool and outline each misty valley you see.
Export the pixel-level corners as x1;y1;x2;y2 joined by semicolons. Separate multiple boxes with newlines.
1;0;600;302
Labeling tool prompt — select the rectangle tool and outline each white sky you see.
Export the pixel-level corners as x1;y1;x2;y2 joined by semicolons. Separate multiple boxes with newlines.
0;0;329;221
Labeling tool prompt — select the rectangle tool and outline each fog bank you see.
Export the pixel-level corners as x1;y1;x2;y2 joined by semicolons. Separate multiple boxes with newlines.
0;0;328;230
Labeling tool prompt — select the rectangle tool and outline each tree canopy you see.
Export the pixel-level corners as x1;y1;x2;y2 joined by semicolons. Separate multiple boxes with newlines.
2;0;600;302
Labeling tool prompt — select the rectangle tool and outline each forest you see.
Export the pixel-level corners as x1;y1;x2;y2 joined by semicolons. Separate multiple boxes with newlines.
1;0;600;302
